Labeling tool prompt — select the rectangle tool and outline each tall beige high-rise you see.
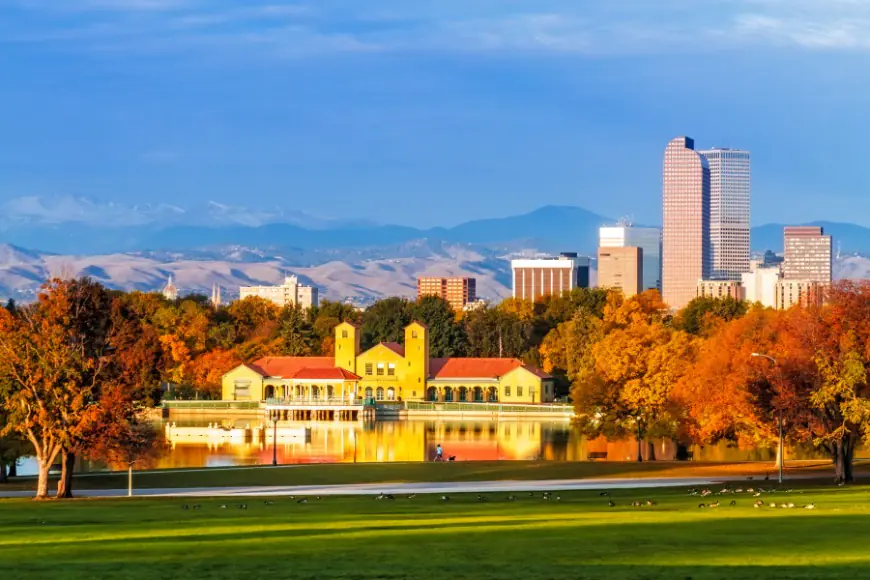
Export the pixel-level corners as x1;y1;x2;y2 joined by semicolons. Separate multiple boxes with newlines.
783;226;832;282
662;137;711;310
597;246;642;298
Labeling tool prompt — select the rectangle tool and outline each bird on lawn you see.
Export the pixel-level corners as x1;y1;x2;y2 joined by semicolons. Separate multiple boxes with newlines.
528;492;535;497
441;495;450;502
507;495;517;501
477;495;488;502
804;503;815;510
264;500;275;506
698;503;706;509
238;504;248;510
747;476;754;481
754;500;764;508
555;496;562;502
764;473;770;481
729;500;737;507
296;498;308;504
787;502;796;509
181;505;189;510
646;500;656;507
709;501;720;509
408;494;416;500
219;504;227;509
600;492;610;497
608;500;616;507
192;505;201;510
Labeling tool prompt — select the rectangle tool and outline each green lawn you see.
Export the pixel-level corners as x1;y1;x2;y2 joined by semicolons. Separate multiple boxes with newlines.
1;459;853;492
1;485;868;579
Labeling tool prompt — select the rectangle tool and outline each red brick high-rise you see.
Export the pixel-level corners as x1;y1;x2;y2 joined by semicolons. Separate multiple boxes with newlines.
417;277;476;311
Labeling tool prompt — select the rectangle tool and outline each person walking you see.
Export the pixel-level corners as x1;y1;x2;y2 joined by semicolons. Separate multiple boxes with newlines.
434;444;444;462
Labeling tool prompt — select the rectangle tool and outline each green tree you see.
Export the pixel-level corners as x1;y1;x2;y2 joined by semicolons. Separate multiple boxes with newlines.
675;296;749;336
412;296;467;357
276;306;317;356
361;297;413;349
464;307;531;359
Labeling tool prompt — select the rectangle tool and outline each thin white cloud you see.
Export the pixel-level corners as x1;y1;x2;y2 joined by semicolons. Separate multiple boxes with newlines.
5;0;870;56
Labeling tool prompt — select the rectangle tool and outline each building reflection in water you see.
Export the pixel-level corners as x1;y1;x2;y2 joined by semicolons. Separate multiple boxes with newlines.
153;417;832;470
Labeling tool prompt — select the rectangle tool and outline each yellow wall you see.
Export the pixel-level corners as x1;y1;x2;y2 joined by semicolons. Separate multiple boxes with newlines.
334;321;360;374
221;320;553;404
221;366;266;401
355;343;414;401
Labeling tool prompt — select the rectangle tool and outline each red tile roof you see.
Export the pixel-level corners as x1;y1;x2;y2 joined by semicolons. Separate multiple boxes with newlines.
429;358;551;380
381;342;405;356
290;367;361;381
252;356;335;378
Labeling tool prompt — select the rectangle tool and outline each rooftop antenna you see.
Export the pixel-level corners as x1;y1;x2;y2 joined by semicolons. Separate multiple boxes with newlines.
837;241;842;260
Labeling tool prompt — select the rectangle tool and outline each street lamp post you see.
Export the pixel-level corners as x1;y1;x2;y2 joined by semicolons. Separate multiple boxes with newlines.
272;412;278;467
751;353;784;484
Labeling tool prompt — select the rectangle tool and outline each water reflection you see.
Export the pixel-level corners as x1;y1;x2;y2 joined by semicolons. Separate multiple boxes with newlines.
16;416;842;476
150;417;798;469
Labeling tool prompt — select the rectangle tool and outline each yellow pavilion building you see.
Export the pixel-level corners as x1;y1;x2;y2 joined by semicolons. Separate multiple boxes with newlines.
221;321;554;404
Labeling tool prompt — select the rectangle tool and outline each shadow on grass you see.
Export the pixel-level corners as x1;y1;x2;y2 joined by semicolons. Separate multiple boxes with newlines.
1;512;869;580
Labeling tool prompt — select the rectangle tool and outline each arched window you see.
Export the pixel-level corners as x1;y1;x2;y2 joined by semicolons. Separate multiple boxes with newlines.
387;387;396;401
427;387;438;402
311;385;320;401
473;386;483;403
264;386;275;400
376;387;385;401
458;386;468;402
444;387;453;402
365;386;373;399
487;387;498;403
327;385;335;400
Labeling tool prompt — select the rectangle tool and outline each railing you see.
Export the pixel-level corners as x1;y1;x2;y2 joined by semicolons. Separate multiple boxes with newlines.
405;401;575;415
264;398;365;407
162;400;262;410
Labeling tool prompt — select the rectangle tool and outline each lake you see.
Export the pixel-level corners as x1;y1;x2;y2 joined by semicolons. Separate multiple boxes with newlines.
17;415;833;476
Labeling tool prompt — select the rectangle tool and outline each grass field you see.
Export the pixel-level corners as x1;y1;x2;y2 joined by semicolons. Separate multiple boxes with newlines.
1;459;860;492
1;484;868;579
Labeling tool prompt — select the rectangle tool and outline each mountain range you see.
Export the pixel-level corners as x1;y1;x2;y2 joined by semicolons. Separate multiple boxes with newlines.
0;195;869;304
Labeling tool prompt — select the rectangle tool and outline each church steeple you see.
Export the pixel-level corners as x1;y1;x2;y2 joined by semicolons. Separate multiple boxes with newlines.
162;275;178;301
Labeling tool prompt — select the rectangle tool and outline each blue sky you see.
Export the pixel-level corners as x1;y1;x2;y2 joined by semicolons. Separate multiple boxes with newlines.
1;0;870;228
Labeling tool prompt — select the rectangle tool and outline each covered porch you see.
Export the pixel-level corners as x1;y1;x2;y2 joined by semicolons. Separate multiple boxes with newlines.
425;383;499;403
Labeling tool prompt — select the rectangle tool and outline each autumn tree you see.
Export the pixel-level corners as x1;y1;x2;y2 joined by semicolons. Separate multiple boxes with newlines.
0;278;115;499
573;292;694;461
83;387;167;497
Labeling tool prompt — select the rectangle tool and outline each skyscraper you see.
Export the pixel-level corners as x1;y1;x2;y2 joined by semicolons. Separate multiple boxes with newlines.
783;226;832;282
599;223;661;292
597;246;642;298
700;148;751;280
662;137;711;310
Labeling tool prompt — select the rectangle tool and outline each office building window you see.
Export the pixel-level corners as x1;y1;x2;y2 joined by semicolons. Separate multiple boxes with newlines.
377;363;385;376
365;363;373;376
387;363;395;376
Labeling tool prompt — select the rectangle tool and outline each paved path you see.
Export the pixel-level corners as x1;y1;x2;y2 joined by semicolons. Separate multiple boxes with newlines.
0;476;722;499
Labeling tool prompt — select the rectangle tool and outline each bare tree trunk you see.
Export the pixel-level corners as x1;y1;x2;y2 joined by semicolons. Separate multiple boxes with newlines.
636;422;643;463
8;460;16;478
56;449;76;499
774;441;782;468
0;461;7;484
128;464;133;497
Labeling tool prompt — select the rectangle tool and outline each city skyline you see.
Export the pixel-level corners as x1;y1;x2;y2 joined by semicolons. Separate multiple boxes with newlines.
3;2;870;228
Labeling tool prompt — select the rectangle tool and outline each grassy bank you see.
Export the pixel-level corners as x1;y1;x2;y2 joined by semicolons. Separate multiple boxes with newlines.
1;459;860;492
1;485;868;579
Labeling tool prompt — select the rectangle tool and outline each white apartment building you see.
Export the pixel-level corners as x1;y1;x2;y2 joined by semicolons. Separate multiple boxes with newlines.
511;253;590;301
239;275;319;309
741;267;782;308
